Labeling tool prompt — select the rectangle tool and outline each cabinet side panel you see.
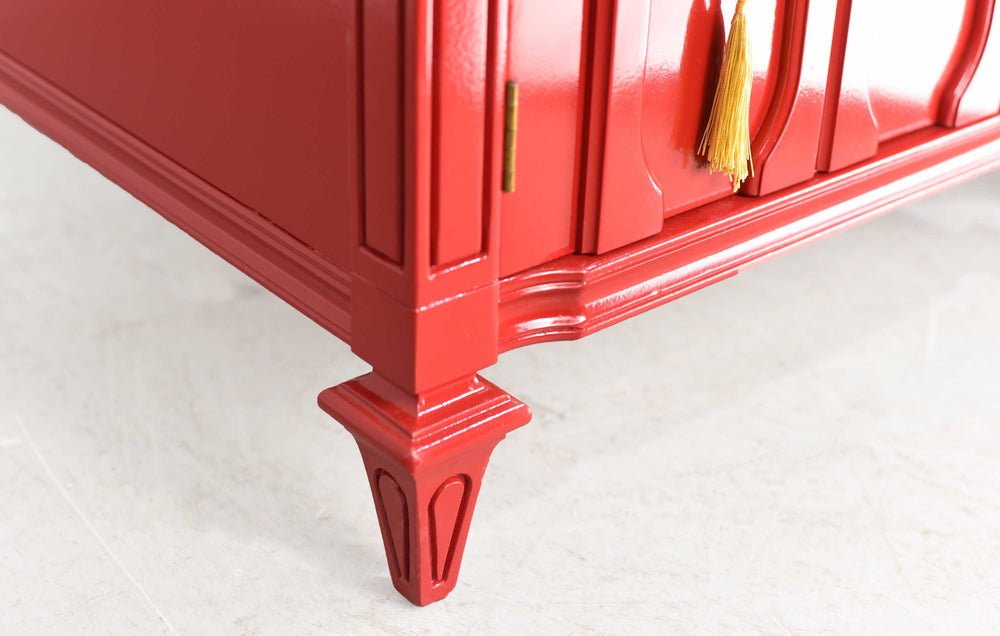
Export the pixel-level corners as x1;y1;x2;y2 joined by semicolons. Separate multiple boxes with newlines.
0;0;360;266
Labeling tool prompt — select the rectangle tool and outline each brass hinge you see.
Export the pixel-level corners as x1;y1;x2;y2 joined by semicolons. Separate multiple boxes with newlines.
502;81;519;192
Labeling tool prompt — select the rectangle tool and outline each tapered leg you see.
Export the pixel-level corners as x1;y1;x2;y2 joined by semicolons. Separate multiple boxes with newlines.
319;372;531;606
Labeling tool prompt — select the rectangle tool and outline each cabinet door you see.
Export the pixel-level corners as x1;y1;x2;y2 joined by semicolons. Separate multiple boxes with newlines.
501;0;1000;272
499;0;586;277
865;1;970;141
639;0;785;215
500;0;837;266
577;0;835;253
819;0;996;171
580;0;991;252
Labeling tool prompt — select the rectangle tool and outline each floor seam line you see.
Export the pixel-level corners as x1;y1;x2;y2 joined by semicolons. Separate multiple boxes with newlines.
15;412;180;636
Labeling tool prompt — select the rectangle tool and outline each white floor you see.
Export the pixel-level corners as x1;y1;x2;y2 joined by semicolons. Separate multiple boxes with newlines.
2;105;1000;636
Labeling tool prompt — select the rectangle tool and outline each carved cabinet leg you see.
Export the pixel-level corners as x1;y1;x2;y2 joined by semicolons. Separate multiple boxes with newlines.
318;372;531;606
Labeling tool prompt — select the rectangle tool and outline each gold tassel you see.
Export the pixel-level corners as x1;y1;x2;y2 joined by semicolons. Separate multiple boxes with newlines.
698;0;754;192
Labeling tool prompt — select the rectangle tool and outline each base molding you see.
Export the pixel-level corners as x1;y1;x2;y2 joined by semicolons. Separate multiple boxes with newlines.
500;116;1000;349
0;50;352;340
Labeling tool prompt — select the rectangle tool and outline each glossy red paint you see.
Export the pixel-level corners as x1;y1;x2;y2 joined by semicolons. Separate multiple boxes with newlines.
938;0;1000;128
430;0;490;265
318;373;531;605
867;1;969;141
640;0;778;216
582;0;784;250
741;0;838;195
499;116;1000;349
3;0;1000;606
499;0;585;276
362;0;407;264
816;0;879;173
0;0;362;267
576;0;663;254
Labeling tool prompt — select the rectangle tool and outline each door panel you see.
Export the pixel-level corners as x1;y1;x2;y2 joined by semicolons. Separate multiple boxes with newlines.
938;0;1000;128
641;0;783;215
867;0;969;141
816;0;879;173
499;0;585;277
578;0;804;254
820;0;981;171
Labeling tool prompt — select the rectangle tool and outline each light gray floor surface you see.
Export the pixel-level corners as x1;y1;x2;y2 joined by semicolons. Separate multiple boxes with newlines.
2;106;1000;635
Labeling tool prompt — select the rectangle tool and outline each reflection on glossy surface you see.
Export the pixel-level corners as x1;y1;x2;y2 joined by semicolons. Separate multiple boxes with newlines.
642;0;781;216
743;0;839;195
669;0;725;166
868;0;969;141
502;0;985;268
817;0;879;172
938;0;1000;127
499;0;585;276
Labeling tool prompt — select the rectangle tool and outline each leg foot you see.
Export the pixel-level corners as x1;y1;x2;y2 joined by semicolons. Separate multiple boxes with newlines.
319;373;531;606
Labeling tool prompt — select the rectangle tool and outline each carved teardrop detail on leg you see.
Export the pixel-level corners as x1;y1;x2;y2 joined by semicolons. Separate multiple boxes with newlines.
376;470;409;581
429;475;470;583
320;373;532;605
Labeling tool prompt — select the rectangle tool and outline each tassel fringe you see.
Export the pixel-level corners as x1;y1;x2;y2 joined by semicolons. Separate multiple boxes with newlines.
698;0;754;192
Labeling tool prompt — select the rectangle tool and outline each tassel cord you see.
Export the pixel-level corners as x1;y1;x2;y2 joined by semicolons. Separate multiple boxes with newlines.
698;0;754;192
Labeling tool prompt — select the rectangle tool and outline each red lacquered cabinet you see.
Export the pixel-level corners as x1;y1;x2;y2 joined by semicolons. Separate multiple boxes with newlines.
4;0;1000;605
